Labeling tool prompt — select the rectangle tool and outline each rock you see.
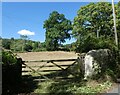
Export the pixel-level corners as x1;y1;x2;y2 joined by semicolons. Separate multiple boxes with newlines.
84;49;111;79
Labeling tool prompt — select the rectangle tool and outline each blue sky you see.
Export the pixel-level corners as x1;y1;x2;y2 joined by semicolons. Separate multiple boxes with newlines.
2;2;90;44
2;2;118;44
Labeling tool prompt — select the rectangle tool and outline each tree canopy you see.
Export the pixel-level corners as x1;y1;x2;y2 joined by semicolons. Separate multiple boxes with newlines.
72;2;120;52
43;11;72;51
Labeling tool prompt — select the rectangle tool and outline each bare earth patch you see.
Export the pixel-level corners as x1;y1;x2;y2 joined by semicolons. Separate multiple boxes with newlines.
16;51;78;61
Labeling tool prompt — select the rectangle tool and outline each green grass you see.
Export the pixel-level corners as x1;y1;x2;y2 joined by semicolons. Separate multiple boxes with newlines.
71;81;112;93
22;69;113;94
34;79;112;94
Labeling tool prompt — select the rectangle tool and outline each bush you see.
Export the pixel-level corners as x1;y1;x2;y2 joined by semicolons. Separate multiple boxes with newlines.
74;33;118;54
2;50;22;94
24;44;33;52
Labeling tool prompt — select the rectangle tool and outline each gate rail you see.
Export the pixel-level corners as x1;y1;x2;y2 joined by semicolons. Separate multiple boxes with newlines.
22;58;83;81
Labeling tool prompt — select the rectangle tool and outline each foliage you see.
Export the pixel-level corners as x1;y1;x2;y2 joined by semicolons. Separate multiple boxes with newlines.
72;1;120;81
72;2;120;53
44;11;72;51
32;41;39;50
24;44;33;52
2;50;17;65
2;50;22;94
2;38;46;52
2;39;11;49
73;2;113;38
34;79;112;94
74;81;112;93
20;35;28;40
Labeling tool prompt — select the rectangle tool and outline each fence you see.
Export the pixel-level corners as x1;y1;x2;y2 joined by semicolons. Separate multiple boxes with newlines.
22;57;84;81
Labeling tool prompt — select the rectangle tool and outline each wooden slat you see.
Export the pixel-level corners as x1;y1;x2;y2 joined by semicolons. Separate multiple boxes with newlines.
65;61;77;70
39;69;61;72
22;62;50;80
22;58;80;80
22;66;26;68
24;59;76;63
30;64;70;67
51;61;65;71
22;70;31;72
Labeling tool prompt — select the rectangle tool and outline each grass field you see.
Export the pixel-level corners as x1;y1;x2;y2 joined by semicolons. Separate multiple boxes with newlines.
17;51;78;61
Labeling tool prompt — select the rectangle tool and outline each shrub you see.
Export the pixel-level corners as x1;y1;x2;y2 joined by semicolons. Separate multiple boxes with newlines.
2;50;22;94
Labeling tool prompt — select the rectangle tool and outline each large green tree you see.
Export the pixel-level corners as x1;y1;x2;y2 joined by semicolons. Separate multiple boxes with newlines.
72;2;120;52
44;11;72;51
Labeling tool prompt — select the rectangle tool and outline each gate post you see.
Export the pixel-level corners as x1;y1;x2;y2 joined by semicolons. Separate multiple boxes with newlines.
77;54;85;79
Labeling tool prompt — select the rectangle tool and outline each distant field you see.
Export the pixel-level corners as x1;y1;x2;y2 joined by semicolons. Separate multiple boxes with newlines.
16;51;78;75
16;51;78;61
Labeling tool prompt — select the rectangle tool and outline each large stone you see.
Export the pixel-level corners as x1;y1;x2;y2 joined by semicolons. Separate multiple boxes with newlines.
84;49;111;79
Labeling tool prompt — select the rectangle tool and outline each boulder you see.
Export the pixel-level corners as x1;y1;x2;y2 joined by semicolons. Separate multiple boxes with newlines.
84;49;112;79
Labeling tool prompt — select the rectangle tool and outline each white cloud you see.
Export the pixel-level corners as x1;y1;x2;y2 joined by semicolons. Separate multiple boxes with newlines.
18;29;35;36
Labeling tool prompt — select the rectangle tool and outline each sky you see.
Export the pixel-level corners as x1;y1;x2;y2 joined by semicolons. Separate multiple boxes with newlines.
2;1;119;44
2;2;89;44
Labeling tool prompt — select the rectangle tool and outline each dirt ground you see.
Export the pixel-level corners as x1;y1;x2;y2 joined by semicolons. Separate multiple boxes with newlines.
16;51;78;61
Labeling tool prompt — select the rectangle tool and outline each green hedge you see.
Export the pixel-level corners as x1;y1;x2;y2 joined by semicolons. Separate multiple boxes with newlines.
2;50;22;94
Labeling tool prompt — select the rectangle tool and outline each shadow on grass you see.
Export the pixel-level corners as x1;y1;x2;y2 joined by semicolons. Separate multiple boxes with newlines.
2;75;39;95
2;68;84;94
47;78;86;95
34;70;86;94
18;75;39;93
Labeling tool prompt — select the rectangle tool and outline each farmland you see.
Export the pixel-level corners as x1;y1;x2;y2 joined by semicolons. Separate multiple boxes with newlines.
17;51;78;61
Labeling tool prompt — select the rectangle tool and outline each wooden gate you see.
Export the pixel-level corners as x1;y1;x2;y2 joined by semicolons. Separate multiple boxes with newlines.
22;58;83;81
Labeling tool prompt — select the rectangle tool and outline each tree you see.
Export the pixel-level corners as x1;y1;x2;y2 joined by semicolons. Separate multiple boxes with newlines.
2;39;11;50
72;2;119;53
73;2;114;38
32;41;39;51
44;11;72;51
20;35;29;52
20;35;28;40
24;44;33;52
